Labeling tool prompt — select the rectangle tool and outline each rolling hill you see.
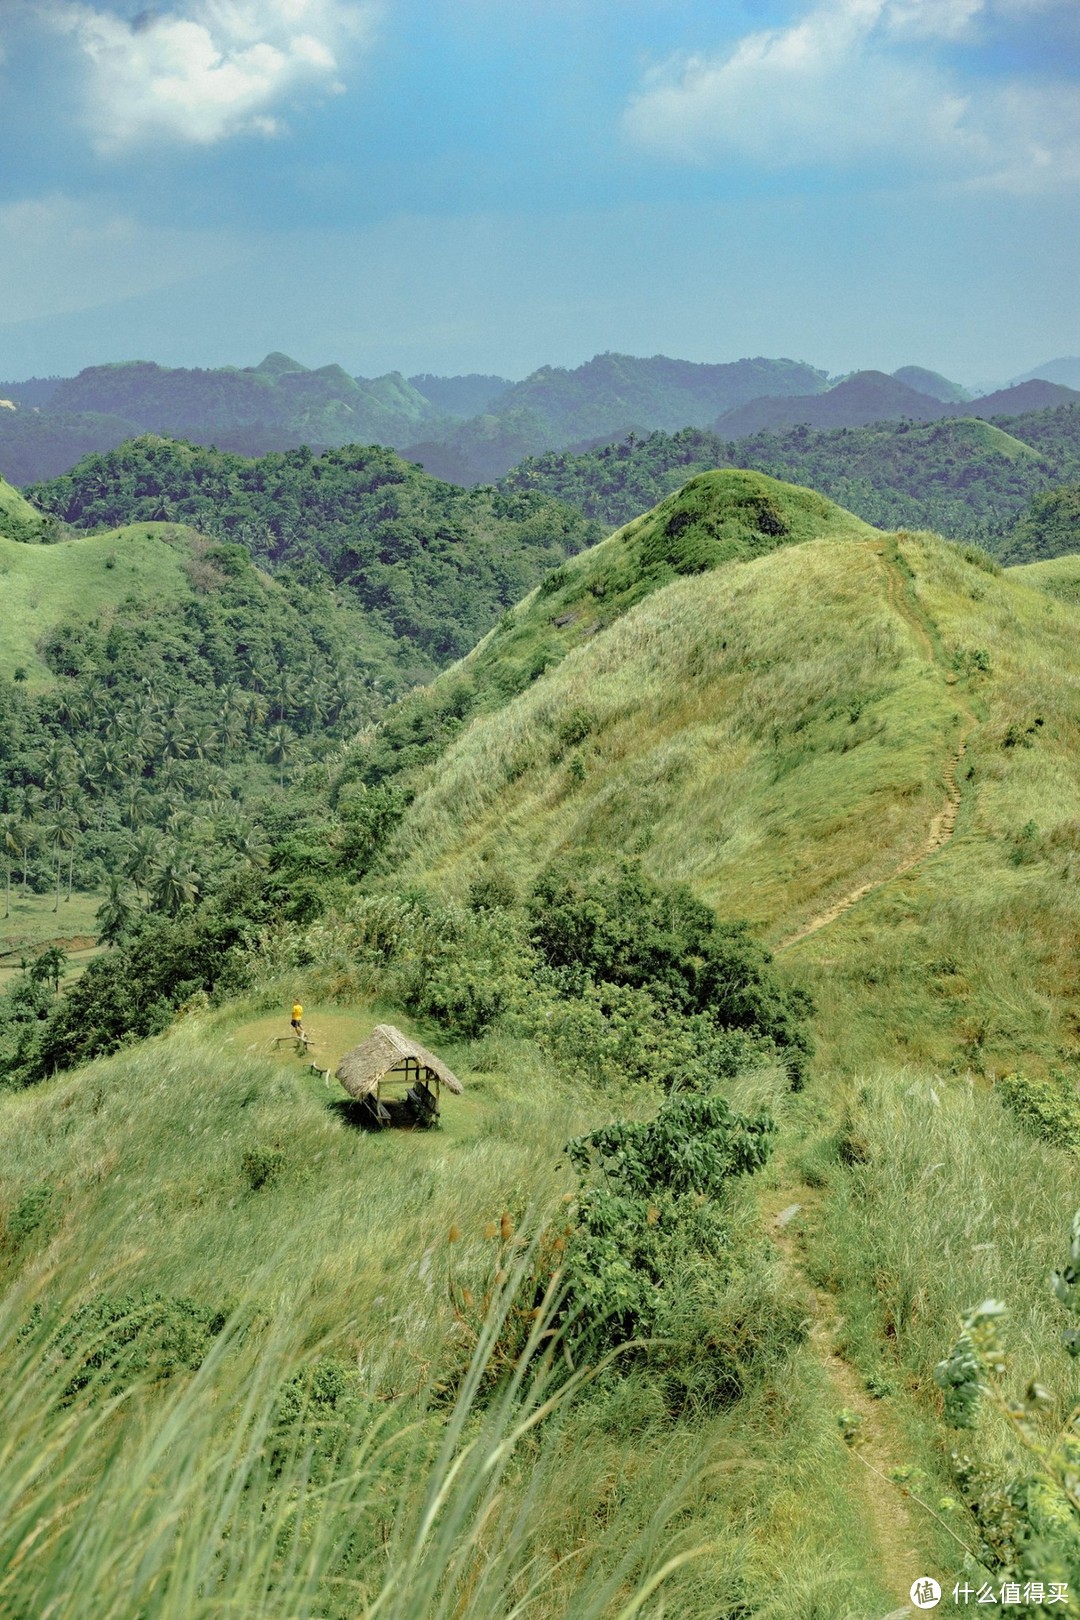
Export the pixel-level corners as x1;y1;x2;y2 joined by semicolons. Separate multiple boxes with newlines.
402;353;831;484
25;435;602;676
1;351;832;487
716;369;950;436
0;521;196;684
8;468;1080;1614
0;471;50;544
499;401;1080;542
892;365;970;402
715;371;1080;440
1011;356;1080;391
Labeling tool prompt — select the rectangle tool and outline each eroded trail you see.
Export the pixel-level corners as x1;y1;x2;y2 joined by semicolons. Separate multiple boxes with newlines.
776;541;976;952
763;540;980;1611
768;1194;926;1609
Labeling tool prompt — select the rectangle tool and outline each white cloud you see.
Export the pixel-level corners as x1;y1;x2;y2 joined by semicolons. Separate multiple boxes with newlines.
624;0;1080;191
47;0;375;152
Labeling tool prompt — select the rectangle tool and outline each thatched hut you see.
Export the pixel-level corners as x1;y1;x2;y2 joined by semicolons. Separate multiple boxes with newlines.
336;1024;463;1128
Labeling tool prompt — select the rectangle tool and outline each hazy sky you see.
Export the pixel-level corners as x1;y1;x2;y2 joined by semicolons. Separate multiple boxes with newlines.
1;0;1078;384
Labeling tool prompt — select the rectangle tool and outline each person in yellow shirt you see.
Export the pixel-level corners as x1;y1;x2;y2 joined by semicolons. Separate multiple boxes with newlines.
290;1002;304;1037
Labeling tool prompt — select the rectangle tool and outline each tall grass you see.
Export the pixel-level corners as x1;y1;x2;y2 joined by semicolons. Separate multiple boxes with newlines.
0;1231;712;1620
802;1067;1080;1503
386;536;957;940
1;1027;902;1618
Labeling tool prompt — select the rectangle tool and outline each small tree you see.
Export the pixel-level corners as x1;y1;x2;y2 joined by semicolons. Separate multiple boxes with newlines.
30;944;68;996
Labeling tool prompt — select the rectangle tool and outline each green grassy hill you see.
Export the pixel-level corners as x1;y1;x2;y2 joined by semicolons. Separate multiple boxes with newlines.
8;469;1080;1616
0;471;50;543
346;469;875;784
0;522;194;683
384;507;1080;1074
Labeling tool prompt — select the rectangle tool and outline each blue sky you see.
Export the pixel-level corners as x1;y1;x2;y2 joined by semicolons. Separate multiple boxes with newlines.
1;0;1078;384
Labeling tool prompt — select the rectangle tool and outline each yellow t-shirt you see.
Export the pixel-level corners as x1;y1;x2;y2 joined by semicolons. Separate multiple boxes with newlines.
292;1004;303;1022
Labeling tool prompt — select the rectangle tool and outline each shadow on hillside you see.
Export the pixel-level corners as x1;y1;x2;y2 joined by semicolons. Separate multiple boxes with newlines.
326;1097;428;1133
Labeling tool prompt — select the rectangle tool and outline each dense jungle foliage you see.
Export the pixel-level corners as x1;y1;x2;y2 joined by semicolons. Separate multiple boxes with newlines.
500;404;1080;544
28;437;601;667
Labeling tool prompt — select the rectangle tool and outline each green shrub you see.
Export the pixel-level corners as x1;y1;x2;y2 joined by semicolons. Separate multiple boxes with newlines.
529;860;814;1084
51;1290;229;1399
999;1070;1080;1153
4;1184;54;1250
241;1146;285;1191
552;1092;792;1406
554;706;596;751
467;868;518;911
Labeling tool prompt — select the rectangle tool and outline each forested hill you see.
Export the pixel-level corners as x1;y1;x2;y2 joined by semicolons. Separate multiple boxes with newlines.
498;403;1080;545
26;437;602;672
0;351;827;485
401;353;830;484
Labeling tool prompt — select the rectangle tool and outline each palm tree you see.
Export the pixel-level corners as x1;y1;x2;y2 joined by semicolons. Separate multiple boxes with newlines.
216;684;246;764
243;691;268;742
41;741;76;813
269;669;294;725
46;808;78;913
120;781;150;831
124;828;159;904
152;853;199;918
30;944;67;995
1;815;19;919
266;723;293;790
15;791;38;893
96;876;135;946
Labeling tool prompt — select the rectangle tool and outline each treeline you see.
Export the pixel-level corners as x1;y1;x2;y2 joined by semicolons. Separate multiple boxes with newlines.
499;405;1080;546
0;543;380;1023
28;437;602;666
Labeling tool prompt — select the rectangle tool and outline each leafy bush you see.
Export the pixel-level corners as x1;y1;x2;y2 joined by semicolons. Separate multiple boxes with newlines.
529;861;814;1084
553;1094;795;1409
999;1070;1080;1153
51;1290;229;1400
241;1147;285;1191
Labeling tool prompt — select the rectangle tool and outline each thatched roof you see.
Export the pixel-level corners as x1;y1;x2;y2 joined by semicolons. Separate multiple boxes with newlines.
336;1024;464;1101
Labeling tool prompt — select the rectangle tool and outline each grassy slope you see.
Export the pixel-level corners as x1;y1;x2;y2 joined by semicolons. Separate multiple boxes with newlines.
0;472;44;538
389;530;951;932
452;467;875;701
956;417;1043;461
393;525;1080;1077
0;522;195;683
1008;550;1080;602
9;470;1080;1611
0;998;901;1617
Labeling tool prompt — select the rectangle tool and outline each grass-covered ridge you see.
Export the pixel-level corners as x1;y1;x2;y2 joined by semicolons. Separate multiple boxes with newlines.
380;515;1080;1086
345;469;876;785
0;522;195;684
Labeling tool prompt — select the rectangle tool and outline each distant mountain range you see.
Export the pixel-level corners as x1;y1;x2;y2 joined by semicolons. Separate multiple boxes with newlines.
714;371;1080;440
1010;358;1080;391
1;348;1078;487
